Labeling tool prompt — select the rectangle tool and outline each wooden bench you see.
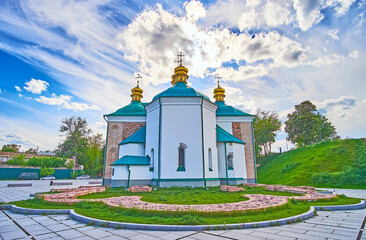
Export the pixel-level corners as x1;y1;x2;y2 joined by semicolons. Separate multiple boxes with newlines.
7;183;32;187
50;181;73;186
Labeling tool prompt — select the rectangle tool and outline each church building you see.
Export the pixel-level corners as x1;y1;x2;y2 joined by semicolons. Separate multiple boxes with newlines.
102;60;257;188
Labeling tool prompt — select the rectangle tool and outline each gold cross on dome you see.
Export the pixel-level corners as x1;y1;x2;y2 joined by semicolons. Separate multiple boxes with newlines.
135;73;142;86
215;74;222;85
175;51;185;66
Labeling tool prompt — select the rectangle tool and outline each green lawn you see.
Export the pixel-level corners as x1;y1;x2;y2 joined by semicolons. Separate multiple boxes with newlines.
258;139;366;189
77;186;301;204
10;195;360;225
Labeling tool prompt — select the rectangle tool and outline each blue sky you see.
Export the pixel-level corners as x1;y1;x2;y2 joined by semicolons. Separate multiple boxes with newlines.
0;0;365;152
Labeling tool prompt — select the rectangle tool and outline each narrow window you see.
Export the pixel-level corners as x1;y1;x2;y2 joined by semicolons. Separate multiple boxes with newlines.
150;149;154;171
227;152;233;170
177;143;187;171
208;148;213;171
112;168;115;176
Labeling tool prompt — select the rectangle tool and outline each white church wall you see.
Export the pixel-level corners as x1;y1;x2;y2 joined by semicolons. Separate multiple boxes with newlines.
160;98;203;179
130;165;151;180
145;100;160;180
226;143;246;179
216;122;233;134
118;143;145;158
217;142;226;179
112;166;128;180
202;99;219;182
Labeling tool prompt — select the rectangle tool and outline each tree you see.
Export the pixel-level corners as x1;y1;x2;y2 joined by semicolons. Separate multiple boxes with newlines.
55;117;91;166
25;147;39;154
254;109;282;156
1;144;20;152
40;167;55;177
85;134;104;177
285;100;338;147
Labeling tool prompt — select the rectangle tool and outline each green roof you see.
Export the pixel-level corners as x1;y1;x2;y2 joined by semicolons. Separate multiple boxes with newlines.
216;125;245;144
119;125;146;145
111;155;150;166
152;82;210;101
105;101;147;117
215;101;254;117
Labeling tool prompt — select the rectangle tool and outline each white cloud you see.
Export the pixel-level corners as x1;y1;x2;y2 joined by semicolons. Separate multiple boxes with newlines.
185;0;206;22
18;93;23;97
15;86;22;92
293;0;323;31
24;78;49;94
328;29;339;40
349;50;359;58
36;93;100;111
0;128;42;150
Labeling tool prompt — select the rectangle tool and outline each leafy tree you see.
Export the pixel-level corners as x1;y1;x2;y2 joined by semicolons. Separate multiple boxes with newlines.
55;117;91;166
285;100;338;147
25;147;39;154
85;134;104;177
6;154;26;166
254;109;282;156
1;144;20;152
40;167;55;177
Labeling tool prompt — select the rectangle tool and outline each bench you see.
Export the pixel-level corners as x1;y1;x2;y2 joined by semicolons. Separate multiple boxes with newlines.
7;183;32;187
88;181;102;184
50;181;73;186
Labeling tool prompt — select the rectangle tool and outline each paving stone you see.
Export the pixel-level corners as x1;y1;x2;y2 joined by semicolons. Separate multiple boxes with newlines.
129;233;162;240
221;231;263;240
100;235;127;240
332;229;359;237
190;232;230;240
77;226;97;232
108;229;140;238
158;232;188;240
33;232;60;240
0;230;29;240
0;224;22;233
56;229;86;239
250;231;296;240
46;223;71;232
83;228;113;238
136;230;169;237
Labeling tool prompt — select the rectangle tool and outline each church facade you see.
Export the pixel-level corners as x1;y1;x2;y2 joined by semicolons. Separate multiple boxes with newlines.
102;63;257;188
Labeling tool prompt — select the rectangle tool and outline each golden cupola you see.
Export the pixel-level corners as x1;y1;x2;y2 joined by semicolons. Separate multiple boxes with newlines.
131;80;143;102
213;81;225;102
171;52;189;85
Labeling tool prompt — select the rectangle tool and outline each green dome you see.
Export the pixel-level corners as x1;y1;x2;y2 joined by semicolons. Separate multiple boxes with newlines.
105;101;147;116
152;82;211;101
215;101;254;117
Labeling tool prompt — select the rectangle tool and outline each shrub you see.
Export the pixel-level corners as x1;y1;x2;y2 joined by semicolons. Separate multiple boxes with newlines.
40;167;54;177
6;154;26;166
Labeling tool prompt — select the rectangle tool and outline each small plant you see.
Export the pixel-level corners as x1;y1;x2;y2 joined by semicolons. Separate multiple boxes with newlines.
87;221;95;226
115;224;121;229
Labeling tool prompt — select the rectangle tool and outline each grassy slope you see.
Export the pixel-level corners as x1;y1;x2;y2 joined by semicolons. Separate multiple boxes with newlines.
257;139;366;188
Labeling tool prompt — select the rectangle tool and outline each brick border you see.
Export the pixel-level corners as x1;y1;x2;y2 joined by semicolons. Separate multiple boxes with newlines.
1;200;365;231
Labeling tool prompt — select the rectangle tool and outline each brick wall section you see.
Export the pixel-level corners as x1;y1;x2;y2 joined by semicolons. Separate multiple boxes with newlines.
232;122;256;180
104;122;146;181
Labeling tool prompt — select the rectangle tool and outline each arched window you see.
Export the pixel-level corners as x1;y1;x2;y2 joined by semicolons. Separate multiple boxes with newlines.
150;148;154;172
208;148;213;171
112;168;115;176
177;143;187;171
227;152;233;170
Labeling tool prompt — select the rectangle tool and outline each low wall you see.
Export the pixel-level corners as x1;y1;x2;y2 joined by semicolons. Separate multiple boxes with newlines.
0;168;82;180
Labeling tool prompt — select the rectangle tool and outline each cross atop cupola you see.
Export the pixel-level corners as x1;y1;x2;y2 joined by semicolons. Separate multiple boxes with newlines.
171;51;189;85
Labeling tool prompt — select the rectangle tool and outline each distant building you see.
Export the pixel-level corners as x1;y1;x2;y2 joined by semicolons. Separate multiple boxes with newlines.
103;61;256;188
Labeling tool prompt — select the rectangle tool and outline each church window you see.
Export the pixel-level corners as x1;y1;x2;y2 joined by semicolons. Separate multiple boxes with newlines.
112;168;115;176
227;152;233;170
208;148;213;171
177;143;187;171
149;148;154;172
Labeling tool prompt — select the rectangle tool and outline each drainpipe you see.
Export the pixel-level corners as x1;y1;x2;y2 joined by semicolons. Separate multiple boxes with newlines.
127;165;131;188
200;98;206;187
157;98;162;188
102;116;109;186
224;142;229;185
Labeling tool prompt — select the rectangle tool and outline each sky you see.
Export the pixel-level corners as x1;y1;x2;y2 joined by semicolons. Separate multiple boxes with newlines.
0;0;365;152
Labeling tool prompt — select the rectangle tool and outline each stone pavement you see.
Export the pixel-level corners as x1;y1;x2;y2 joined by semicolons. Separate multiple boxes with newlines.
0;181;365;240
1;208;365;240
0;180;102;203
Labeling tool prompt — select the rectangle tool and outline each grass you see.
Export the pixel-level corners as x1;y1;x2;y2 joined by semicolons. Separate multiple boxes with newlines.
77;186;301;204
258;138;366;189
11;195;361;225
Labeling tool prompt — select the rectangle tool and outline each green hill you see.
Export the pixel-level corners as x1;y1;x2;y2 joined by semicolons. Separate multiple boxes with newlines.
257;138;366;189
